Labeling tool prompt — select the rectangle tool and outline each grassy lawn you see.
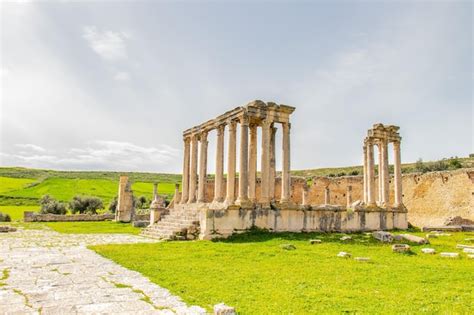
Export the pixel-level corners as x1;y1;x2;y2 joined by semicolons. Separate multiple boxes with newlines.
0;205;39;221
92;230;474;314
45;221;141;235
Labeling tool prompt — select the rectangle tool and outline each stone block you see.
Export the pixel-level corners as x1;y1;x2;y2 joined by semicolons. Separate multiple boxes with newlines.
392;244;410;253
354;257;370;262
372;231;393;243
440;252;459;258
132;221;149;228
214;303;236;315
456;244;474;249
421;248;436;254
280;244;296;250
0;226;17;233
462;248;474;254
340;236;352;241
309;239;322;244
337;251;351;258
468;254;474;260
398;234;429;244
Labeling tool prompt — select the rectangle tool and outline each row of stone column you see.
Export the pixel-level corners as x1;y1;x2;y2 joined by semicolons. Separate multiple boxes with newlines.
179;116;291;207
363;140;402;207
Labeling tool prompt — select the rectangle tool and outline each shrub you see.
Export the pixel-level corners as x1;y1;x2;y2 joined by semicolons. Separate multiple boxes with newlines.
350;170;359;176
0;212;11;222
134;195;149;209
415;158;427;173
39;195;67;215
449;158;462;169
69;195;104;214
109;196;118;213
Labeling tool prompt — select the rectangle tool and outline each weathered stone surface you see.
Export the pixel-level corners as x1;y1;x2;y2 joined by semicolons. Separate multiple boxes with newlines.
309;239;322;244
421;248;436;254
214;303;236;315
354;257;371;262
456;244;474;249
280;244;296;250
0;229;206;314
340;236;352;241
337;252;351;258
422;226;462;232
372;231;393;242
24;211;115;222
0;226;17;233
462;248;474;254
444;216;474;226
398;234;429;244
392;244;410;253
440;252;459;258
467;254;474;260
132;220;149;228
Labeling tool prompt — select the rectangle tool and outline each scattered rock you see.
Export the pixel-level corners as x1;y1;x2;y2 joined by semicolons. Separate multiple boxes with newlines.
440;252;459;258
280;244;296;251
309;239;322;244
214;303;236;315
392;244;411;253
393;235;404;241
337;251;351;258
464;238;474;242
462;248;474;254
421;248;436;254
354;257;371;262
422;226;462;232
467;254;474;260
132;220;149;228
398;234;429;244
340;236;352;241
456;244;474;250
444;216;474;226
372;231;393;243
0;226;17;233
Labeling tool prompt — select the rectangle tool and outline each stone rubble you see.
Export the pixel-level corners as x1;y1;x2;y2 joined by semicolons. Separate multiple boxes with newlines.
0;229;207;314
392;244;410;253
398;234;429;244
372;231;393;243
337;252;351;258
421;248;436;254
440;252;459;258
354;257;371;262
309;239;322;244
213;303;236;315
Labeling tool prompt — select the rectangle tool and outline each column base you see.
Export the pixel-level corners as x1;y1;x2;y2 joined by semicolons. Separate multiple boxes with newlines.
235;198;253;209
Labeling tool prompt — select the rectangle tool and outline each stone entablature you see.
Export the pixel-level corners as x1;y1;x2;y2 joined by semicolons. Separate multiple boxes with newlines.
179;100;295;209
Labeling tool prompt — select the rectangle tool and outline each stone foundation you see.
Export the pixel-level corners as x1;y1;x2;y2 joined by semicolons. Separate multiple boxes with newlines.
24;212;115;222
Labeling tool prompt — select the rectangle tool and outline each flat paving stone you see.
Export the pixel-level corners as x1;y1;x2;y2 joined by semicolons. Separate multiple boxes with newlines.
0;229;207;314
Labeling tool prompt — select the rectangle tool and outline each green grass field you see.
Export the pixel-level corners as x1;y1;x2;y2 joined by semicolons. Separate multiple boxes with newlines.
0;206;39;221
92;230;474;314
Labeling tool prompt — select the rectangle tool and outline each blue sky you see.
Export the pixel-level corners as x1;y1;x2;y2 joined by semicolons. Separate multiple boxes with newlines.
1;0;472;173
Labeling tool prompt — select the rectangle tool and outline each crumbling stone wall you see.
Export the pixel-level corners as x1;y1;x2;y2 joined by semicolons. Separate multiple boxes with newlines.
200;168;473;227
24;212;115;222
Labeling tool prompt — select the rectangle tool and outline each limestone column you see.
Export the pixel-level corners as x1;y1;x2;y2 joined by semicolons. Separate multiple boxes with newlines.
363;144;368;204
367;141;376;206
381;139;390;206
281;122;291;203
236;115;250;206
225;121;237;204
248;124;258;202
324;186;330;205
346;185;353;208
393;141;403;207
377;142;383;205
180;137;191;204
269;124;277;200
153;182;158;200
174;183;180;203
213;124;225;202
197;131;208;203
260;119;272;206
188;134;198;203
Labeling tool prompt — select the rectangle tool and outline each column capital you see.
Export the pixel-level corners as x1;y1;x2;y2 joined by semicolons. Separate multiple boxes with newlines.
239;114;250;126
227;120;237;131
216;124;225;135
200;130;208;141
183;136;191;143
393;140;401;148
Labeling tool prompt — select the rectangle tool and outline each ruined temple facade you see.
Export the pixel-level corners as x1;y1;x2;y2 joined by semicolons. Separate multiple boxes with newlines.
143;101;408;240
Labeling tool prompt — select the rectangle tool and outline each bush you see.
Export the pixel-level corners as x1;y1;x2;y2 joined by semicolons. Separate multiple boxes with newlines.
0;212;11;222
350;170;359;176
39;195;67;215
69;195;104;214
415;158;427;173
109;196;118;213
449;159;462;169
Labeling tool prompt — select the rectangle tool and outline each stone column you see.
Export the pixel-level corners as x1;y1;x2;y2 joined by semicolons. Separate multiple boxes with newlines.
393;141;403;207
236;115;250;206
363;144;368;204
269;124;277;200
248;124;258;202
381;139;390;206
188;134;198;203
153;182;158;200
197;131;208;203
174;183;180;203
377;142;383;205
214;124;225;202
180;137;191;204
260;119;272;207
346;185;353;208
225;121;237;204
367;142;376;206
281;122;291;203
324;186;330;205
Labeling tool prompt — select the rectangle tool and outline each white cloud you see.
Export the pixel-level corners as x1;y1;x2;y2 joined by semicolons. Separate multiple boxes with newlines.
15;143;46;152
113;71;130;81
1;141;180;171
82;26;130;61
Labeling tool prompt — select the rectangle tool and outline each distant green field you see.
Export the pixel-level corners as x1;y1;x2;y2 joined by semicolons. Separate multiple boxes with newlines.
0;205;39;221
0;177;37;194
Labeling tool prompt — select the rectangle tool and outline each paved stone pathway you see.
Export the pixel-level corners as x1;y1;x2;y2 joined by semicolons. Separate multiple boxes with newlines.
0;229;207;314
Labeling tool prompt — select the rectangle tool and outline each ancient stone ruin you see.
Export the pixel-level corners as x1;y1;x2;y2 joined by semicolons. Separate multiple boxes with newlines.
115;176;134;222
142;100;408;240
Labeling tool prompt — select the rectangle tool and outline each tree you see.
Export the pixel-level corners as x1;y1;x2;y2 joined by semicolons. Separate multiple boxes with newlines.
69;196;104;214
108;196;118;213
39;195;67;215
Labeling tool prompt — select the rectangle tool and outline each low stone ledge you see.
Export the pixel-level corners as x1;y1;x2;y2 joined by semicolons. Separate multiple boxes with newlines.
24;211;115;222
